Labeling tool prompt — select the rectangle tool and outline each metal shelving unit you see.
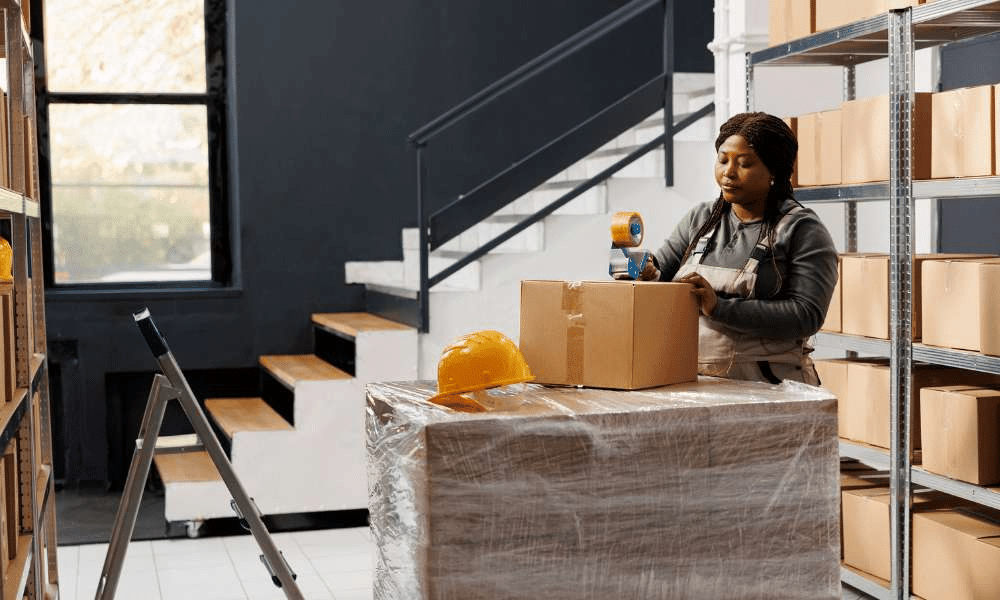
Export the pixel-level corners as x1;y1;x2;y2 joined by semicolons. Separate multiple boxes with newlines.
749;2;1000;599
0;1;58;599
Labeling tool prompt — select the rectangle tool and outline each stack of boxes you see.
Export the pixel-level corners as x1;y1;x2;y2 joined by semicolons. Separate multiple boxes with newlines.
366;278;843;598
367;379;840;599
818;251;1000;596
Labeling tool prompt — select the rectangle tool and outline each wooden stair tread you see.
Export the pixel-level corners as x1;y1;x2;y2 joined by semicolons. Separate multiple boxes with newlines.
312;312;413;338
260;354;351;388
154;451;221;483
205;397;292;438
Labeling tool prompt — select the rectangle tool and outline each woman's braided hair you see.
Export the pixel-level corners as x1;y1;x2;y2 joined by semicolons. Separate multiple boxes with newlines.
679;112;801;280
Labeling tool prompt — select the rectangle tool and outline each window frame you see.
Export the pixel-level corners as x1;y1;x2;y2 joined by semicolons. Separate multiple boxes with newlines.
34;0;233;290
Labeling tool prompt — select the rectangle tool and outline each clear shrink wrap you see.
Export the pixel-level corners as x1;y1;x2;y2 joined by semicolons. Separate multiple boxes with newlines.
367;377;840;600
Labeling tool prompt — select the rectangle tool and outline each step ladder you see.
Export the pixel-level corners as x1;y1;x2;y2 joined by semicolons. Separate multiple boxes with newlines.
93;308;304;600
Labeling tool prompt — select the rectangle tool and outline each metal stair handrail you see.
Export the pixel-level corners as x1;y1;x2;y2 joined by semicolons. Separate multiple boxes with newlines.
407;0;703;332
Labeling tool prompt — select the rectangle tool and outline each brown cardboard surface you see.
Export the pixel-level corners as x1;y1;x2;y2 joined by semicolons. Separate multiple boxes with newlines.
0;286;12;404
995;84;1000;176
920;386;1000;485
796;109;842;186
0;459;6;586
841;486;892;580
783;116;799;187
368;379;841;599
842;94;932;184
815;358;850;436
816;0;924;31
922;257;1000;351
3;440;16;562
769;0;815;46
981;262;1000;356
845;360;1000;449
519;280;698;390
913;506;1000;600
842;253;992;341
932;85;995;178
821;255;842;332
843;487;956;583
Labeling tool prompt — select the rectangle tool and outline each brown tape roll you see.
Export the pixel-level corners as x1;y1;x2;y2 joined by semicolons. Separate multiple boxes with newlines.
610;211;643;248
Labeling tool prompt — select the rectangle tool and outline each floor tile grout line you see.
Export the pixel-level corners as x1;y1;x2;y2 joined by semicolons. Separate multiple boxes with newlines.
149;540;166;600
223;533;253;600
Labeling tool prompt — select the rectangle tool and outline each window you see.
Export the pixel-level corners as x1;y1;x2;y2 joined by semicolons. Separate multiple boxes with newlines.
39;0;229;286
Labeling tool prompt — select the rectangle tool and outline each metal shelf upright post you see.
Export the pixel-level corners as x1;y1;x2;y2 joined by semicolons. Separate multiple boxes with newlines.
886;10;915;599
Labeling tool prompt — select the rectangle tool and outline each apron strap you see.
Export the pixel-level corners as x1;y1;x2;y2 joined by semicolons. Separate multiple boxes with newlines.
690;219;723;265
741;204;804;274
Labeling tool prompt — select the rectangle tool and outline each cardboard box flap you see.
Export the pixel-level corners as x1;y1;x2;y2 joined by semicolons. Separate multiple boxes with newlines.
918;506;1000;540
923;385;1000;396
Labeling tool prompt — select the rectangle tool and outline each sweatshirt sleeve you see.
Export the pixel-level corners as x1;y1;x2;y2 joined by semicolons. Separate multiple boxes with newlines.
709;214;839;339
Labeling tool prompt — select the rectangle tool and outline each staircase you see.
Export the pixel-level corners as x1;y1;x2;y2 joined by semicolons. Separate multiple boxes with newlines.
349;73;717;379
153;312;418;532
152;74;715;529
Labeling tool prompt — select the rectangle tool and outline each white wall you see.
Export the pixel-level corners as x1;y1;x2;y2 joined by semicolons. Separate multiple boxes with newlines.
712;0;939;253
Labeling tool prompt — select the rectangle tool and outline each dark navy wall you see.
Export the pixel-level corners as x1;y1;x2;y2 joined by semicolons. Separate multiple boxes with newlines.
937;32;1000;253
45;0;713;485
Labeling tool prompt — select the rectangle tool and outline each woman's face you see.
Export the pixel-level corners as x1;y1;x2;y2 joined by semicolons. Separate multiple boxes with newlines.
714;134;772;215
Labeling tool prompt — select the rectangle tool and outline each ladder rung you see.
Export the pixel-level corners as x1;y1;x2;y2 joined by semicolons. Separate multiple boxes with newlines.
138;433;204;454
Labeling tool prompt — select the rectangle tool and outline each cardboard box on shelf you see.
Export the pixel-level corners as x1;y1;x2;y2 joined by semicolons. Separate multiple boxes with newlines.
0;284;13;404
783;116;799;187
843;360;1000;449
3;439;17;562
932;85;995;178
841;253;993;341
843;487;957;584
815;358;851;437
816;0;924;31
995;84;1000;176
796;109;842;186
913;505;1000;600
920;385;1000;485
519;280;698;390
921;257;1000;352
769;0;815;46
981;261;1000;356
821;255;842;332
841;93;932;184
0;458;6;587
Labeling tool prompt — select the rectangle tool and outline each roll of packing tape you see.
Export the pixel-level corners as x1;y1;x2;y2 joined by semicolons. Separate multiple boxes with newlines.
610;211;644;247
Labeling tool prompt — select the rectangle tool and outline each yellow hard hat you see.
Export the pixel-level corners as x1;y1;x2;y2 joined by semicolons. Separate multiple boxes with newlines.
427;330;534;410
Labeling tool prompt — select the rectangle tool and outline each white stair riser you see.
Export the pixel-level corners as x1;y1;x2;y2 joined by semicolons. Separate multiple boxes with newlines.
436;221;544;254
230;429;368;514
163;480;232;522
529;185;608;215
345;261;404;287
356;329;419;384
402;250;480;290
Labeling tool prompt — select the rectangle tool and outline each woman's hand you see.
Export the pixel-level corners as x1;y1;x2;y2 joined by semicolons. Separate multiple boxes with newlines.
636;257;660;281
612;255;660;281
678;272;718;316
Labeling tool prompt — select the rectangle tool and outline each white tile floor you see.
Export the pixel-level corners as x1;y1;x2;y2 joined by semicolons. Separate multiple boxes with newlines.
56;526;873;600
57;527;374;600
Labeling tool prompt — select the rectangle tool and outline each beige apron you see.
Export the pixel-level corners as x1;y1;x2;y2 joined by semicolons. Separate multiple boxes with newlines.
673;206;819;385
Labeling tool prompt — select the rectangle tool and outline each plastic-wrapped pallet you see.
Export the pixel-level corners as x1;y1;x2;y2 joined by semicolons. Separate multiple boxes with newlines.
367;377;840;600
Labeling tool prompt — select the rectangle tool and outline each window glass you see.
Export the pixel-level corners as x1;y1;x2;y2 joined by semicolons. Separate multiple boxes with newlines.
44;0;206;94
48;104;210;283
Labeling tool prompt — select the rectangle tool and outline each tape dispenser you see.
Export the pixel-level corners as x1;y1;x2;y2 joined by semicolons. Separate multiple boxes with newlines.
608;211;652;280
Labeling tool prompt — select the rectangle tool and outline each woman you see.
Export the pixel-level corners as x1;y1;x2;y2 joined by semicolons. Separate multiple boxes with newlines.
640;112;838;384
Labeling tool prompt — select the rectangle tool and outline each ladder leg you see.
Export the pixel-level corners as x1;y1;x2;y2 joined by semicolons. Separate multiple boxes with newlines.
95;375;175;600
158;354;305;600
